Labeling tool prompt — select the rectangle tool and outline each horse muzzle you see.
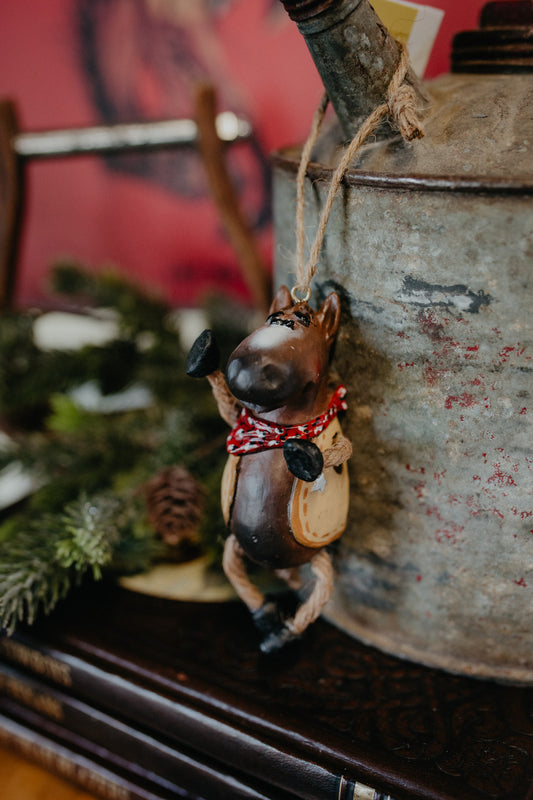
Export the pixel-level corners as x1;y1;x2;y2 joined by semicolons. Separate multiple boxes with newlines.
226;354;297;408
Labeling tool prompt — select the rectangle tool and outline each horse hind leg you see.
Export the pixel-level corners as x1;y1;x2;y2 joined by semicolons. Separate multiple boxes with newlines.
223;535;334;654
261;549;334;654
288;549;334;635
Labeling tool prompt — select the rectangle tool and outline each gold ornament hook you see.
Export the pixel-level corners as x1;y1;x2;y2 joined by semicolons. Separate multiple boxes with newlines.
290;285;311;304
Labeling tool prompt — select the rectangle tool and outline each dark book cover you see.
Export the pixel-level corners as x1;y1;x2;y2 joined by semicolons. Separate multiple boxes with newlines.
0;659;298;800
0;704;193;800
1;581;532;800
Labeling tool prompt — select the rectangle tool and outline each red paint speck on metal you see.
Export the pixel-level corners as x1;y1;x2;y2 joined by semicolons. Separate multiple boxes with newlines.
414;482;426;500
406;464;426;474
435;522;463;545
499;344;526;361
466;495;481;514
398;361;416;370
487;463;518;489
426;505;442;520
424;366;442;386
444;393;476;409
418;310;446;341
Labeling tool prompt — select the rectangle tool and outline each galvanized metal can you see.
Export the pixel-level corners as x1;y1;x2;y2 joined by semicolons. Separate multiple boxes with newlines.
273;63;533;682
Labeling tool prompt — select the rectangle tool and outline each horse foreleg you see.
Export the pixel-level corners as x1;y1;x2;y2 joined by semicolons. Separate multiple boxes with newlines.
186;330;241;427
322;435;352;469
207;371;241;428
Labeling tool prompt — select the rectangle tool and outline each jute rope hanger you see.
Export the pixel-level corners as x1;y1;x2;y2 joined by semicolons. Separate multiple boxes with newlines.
292;42;424;303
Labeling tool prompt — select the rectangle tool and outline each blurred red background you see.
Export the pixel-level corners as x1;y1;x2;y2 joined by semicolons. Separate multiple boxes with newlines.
0;0;488;309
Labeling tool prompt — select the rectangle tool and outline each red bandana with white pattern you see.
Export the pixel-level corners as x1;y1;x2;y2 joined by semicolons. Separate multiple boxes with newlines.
226;385;347;456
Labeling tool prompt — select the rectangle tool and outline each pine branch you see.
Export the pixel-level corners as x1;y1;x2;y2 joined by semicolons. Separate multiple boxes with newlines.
0;494;125;633
0;524;75;634
0;262;255;631
53;494;122;578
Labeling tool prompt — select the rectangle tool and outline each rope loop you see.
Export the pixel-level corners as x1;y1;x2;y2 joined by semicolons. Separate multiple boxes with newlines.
294;40;424;299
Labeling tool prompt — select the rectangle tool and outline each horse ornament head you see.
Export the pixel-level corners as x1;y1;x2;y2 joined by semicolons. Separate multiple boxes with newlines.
226;285;341;415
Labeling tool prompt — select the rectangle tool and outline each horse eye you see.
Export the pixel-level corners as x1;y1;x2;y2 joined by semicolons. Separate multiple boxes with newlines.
294;311;311;327
267;313;295;330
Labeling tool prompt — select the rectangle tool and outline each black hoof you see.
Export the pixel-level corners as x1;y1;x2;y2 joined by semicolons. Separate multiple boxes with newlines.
260;624;300;655
252;599;283;637
185;330;220;378
283;439;324;482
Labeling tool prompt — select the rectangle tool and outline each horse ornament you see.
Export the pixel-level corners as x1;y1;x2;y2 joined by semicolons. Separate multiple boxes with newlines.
186;285;352;653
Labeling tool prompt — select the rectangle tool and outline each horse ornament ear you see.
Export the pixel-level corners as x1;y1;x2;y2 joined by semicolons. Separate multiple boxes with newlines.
268;285;292;315
316;291;341;345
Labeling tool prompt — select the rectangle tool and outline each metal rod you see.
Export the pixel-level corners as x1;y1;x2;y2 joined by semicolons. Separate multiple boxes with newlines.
14;112;252;159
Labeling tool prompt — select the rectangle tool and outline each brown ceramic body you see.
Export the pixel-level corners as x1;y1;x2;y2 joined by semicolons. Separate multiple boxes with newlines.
222;288;348;569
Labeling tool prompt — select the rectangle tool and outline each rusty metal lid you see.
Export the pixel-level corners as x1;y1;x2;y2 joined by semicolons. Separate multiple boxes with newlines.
276;2;533;192
352;71;533;189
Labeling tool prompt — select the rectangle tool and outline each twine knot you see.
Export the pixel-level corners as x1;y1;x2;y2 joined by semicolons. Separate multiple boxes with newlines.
387;44;424;141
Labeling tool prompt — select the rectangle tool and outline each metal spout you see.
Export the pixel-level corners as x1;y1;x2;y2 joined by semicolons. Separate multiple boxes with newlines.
279;0;426;140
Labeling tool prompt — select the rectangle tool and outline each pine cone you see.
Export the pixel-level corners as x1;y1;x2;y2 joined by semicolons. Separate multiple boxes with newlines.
144;466;205;547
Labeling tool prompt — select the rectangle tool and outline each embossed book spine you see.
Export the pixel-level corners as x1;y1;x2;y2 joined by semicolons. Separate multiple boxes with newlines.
0;582;532;800
0;659;296;800
0;706;189;800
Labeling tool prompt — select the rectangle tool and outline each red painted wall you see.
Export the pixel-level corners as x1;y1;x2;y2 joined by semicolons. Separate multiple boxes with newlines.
0;0;488;308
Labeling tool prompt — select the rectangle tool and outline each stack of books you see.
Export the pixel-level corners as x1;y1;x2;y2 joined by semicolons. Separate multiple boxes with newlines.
0;580;531;800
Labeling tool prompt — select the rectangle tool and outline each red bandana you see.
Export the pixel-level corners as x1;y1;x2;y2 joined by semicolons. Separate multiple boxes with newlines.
226;385;347;456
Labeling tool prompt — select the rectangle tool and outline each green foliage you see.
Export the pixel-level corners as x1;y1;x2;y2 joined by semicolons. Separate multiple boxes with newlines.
0;312;77;425
46;394;95;434
0;528;73;634
0;262;251;632
0;492;162;633
51;261;171;340
0;262;188;430
53;495;122;577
